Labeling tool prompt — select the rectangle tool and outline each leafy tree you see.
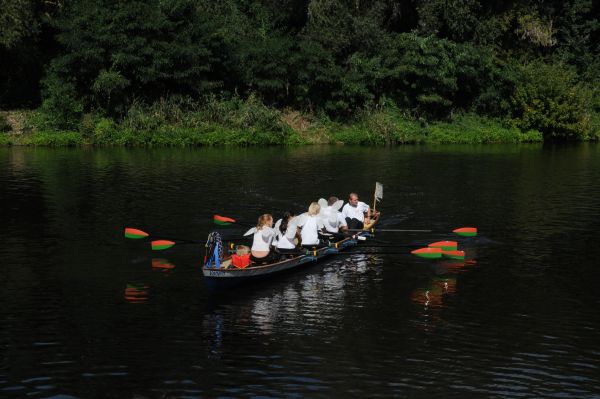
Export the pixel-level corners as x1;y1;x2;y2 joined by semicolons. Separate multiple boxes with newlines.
416;0;481;43
0;0;61;107
202;0;296;105
45;0;217;116
294;0;389;114
39;74;83;130
510;61;593;140
554;0;600;81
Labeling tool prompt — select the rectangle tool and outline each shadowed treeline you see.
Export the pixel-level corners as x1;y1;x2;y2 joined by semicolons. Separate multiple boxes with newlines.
1;0;599;144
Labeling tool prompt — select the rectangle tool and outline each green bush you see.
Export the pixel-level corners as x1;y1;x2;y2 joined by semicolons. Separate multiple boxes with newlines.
38;75;84;130
329;110;543;145
22;131;84;146
330;106;425;145
0;114;11;132
0;134;13;145
510;61;592;140
427;114;542;143
118;95;300;146
93;118;120;145
590;110;600;141
91;69;130;116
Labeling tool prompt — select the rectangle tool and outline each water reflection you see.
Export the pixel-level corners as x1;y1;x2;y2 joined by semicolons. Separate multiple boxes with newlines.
410;254;478;327
124;283;149;303
337;253;382;276
151;258;176;272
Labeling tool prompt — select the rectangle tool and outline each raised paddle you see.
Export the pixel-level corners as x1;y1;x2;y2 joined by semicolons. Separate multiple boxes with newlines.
347;228;432;233
150;238;242;251
213;215;254;227
124;227;203;244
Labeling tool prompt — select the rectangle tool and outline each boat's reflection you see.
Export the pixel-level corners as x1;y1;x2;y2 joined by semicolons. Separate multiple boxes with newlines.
200;254;383;358
200;250;477;356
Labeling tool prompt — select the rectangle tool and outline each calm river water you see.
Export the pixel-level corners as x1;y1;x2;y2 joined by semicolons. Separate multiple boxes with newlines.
1;144;600;398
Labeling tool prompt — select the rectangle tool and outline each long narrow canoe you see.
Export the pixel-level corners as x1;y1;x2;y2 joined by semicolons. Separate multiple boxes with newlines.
203;231;372;290
203;212;380;290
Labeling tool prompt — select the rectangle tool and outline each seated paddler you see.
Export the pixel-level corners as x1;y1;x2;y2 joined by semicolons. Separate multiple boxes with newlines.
341;192;370;230
297;202;327;249
275;211;303;257
322;196;347;239
245;213;278;264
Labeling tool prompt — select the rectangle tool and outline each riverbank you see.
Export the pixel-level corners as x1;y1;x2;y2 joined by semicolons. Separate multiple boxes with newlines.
0;111;545;147
2;100;598;147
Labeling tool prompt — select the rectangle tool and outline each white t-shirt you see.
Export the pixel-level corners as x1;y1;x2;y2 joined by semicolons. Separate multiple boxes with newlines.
297;214;323;246
323;206;347;233
342;201;370;222
276;217;299;249
251;227;276;251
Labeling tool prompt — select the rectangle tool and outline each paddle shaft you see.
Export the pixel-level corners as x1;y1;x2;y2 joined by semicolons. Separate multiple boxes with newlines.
149;235;203;244
336;250;411;256
347;228;432;233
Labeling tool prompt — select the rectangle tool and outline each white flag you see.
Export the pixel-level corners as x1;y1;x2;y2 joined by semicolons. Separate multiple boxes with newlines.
375;182;383;202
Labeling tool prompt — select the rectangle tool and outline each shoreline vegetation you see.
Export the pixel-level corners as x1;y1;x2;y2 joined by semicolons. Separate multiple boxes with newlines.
1;95;596;147
2;1;599;147
0;105;545;147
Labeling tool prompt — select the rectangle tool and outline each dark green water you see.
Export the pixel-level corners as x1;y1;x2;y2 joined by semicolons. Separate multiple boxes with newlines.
1;144;600;398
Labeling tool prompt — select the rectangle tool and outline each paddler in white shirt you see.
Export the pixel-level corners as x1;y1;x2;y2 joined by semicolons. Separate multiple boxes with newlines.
341;192;371;230
274;211;303;257
248;214;279;264
297;202;326;248
322;196;347;237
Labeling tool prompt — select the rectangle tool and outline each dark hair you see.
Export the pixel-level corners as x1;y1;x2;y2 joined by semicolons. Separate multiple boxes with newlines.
328;196;338;206
280;211;295;234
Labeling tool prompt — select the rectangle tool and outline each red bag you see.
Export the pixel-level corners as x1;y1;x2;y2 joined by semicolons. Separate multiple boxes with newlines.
231;254;251;268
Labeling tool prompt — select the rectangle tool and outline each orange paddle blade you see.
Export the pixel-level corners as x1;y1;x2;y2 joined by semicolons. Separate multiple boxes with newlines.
428;241;458;250
453;227;477;237
124;228;149;239
411;247;442;259
151;240;175;250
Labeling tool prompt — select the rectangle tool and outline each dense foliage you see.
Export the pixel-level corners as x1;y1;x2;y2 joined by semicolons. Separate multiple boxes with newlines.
1;0;599;141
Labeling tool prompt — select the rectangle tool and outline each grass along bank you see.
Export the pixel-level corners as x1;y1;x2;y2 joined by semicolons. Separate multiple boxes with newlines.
4;97;598;147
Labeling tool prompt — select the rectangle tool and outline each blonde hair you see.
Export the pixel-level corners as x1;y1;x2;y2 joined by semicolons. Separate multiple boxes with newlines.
308;202;320;216
256;214;273;229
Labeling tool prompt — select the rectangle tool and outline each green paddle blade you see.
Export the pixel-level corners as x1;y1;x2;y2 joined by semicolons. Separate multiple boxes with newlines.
441;250;465;260
125;227;149;239
411;247;442;259
214;215;236;225
151;240;175;251
453;227;477;237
